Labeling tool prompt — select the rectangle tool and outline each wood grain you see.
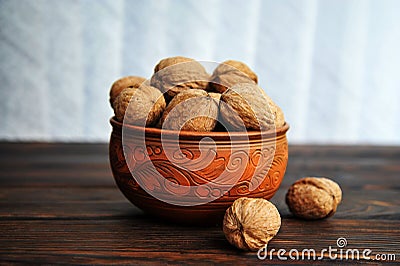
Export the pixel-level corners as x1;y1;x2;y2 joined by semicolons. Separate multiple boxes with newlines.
0;143;399;265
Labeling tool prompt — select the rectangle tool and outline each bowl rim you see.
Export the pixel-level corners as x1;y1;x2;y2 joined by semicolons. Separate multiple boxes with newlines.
110;117;289;140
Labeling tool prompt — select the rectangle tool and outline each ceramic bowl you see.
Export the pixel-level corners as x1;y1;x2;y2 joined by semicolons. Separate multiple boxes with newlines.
109;117;289;224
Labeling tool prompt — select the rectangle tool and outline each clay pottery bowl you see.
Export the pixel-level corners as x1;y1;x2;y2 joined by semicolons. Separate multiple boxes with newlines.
109;117;289;225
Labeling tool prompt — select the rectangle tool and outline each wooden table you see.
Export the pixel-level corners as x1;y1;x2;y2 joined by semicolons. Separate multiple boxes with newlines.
0;143;399;264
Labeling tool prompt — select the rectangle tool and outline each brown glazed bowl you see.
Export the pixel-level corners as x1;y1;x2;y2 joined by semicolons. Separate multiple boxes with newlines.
109;117;289;225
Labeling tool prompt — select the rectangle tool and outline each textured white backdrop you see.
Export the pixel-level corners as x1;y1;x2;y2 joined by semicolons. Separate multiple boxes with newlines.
1;0;400;144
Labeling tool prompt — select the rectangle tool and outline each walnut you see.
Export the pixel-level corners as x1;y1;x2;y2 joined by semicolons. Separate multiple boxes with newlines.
223;197;281;251
153;56;192;73
109;76;146;108
286;177;342;220
219;83;279;131
113;85;166;126
150;56;210;99
273;104;285;128
208;60;257;93
159;89;219;131
265;97;286;128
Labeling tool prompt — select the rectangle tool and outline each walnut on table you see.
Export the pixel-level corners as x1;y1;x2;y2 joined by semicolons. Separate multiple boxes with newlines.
223;197;281;251
223;179;341;250
286;177;342;220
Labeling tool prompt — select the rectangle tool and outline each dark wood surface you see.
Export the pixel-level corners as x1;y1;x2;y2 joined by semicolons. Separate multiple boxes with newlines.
0;143;399;265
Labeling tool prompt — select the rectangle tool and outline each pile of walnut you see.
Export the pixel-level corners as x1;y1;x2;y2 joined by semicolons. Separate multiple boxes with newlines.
109;56;285;131
109;58;342;252
222;177;342;251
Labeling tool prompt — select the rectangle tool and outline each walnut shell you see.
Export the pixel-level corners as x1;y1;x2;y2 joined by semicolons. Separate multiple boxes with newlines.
273;104;285;128
208;60;257;93
150;56;210;99
109;76;146;108
113;85;166;126
220;83;277;131
223;197;281;251
153;56;193;73
286;177;342;220
159;89;219;131
265;97;286;128
214;60;258;83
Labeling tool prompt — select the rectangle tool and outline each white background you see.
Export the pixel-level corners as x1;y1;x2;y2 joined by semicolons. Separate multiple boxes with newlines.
1;0;399;144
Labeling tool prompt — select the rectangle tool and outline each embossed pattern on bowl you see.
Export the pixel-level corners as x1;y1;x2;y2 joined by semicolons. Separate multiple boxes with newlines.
109;117;289;224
